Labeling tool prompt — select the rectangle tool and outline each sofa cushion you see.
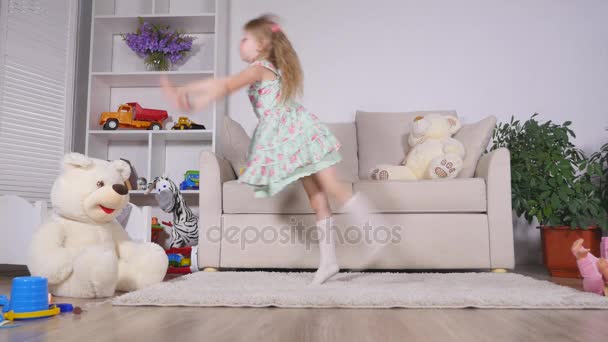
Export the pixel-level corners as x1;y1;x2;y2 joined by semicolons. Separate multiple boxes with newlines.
453;116;497;178
221;115;251;177
353;178;487;212
356;110;458;180
325;122;358;182
223;180;354;214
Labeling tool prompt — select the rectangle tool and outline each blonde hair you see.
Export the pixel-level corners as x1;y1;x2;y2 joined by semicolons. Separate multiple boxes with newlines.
244;14;303;103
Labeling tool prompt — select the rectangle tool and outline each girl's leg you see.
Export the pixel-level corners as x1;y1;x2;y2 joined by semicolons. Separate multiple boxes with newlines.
314;166;388;269
300;175;339;285
301;175;332;221
309;165;352;206
313;165;377;222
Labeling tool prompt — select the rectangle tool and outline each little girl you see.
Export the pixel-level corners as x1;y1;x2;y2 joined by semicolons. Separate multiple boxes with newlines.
571;238;608;296
161;14;377;285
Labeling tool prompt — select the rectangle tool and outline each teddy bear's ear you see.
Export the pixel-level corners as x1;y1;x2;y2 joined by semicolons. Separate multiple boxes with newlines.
446;116;462;134
62;153;94;170
110;159;131;182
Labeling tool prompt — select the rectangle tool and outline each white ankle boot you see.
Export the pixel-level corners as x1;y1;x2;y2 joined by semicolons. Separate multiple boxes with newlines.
310;216;340;285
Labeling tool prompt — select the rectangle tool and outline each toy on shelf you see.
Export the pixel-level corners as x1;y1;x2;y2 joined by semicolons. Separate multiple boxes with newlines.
151;217;164;244
180;170;199;190
120;158;139;190
99;102;168;130
165;247;193;274
0;277;74;322
145;176;199;248
171;116;206;130
137;177;148;190
167;253;190;267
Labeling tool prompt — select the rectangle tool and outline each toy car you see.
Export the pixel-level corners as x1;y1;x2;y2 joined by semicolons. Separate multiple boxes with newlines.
180;170;199;190
171;116;206;130
99;102;168;130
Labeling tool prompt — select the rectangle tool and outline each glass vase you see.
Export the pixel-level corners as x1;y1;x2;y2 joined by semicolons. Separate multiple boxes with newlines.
145;52;171;71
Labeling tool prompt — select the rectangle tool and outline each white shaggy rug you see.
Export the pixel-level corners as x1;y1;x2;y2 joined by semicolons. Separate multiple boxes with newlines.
112;271;608;309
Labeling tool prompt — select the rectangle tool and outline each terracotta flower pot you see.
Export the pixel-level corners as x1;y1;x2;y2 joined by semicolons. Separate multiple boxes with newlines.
538;225;602;278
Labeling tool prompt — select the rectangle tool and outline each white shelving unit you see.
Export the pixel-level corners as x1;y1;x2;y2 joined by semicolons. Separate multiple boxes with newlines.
85;0;227;243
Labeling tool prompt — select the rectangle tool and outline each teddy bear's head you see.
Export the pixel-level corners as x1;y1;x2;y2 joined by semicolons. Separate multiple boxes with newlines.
51;153;131;224
409;113;462;144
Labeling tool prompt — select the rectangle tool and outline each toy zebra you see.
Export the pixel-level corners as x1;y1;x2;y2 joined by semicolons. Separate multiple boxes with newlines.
145;176;198;248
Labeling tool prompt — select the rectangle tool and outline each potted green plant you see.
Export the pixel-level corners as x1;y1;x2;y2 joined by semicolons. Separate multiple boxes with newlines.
588;141;608;258
490;114;607;278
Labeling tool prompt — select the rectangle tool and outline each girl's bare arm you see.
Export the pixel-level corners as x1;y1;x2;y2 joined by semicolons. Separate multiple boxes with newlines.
161;65;267;112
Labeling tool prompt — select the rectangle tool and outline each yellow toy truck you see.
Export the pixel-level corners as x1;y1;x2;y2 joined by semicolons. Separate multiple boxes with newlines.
171;116;206;130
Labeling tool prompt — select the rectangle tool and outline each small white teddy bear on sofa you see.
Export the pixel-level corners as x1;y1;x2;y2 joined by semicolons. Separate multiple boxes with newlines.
27;153;168;298
370;114;466;181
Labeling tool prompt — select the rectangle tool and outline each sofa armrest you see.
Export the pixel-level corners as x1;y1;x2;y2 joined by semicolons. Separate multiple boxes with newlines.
475;148;515;269
197;151;236;269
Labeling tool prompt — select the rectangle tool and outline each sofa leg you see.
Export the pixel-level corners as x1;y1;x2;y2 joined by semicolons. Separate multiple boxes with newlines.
203;267;218;272
491;268;508;273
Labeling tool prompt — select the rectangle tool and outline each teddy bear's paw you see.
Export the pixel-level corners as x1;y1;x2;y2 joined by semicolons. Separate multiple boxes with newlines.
370;168;390;180
428;155;462;179
434;159;457;178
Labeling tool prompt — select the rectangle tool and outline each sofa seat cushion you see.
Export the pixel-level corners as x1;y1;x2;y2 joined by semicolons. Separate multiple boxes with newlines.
353;178;487;213
223;180;354;214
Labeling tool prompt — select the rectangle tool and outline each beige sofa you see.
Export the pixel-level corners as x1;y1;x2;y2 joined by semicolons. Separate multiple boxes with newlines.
195;110;514;272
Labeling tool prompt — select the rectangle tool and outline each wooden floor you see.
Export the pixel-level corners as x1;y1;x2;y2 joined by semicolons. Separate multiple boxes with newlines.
1;265;607;342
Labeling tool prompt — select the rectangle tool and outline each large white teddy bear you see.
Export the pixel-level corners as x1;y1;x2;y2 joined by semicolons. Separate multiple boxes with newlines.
28;153;168;298
370;114;466;180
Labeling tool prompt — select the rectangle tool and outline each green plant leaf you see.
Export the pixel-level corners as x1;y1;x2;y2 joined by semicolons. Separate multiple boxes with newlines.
489;113;608;231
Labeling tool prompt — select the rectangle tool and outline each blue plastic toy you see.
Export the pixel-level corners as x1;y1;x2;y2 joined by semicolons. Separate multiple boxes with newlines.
56;303;74;313
180;170;199;190
0;276;60;321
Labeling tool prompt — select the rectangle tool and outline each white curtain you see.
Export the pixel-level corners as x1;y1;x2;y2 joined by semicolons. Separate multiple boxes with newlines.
0;0;78;201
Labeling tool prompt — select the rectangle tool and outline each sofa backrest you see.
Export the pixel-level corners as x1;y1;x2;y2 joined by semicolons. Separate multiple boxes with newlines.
325;122;358;182
223;111;495;182
355;110;458;179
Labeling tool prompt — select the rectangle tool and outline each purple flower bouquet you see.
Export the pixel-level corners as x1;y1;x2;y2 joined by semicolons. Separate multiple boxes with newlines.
121;18;196;71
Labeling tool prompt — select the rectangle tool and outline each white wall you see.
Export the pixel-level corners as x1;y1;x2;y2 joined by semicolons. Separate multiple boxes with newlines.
228;0;608;153
228;0;608;264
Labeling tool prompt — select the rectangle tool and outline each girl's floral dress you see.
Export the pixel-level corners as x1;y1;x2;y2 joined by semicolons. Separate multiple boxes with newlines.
237;59;343;198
